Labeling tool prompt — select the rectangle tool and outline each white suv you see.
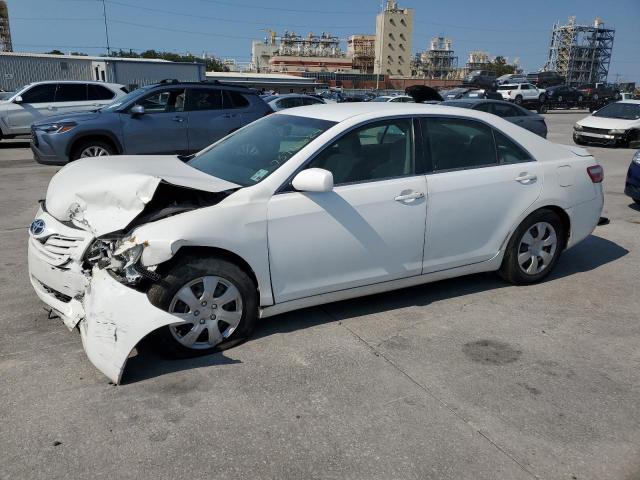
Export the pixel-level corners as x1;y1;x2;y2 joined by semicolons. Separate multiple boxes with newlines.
0;81;126;139
497;83;546;105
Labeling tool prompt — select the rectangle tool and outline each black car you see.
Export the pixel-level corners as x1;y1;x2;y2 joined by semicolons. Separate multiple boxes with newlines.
462;70;497;90
526;71;564;88
441;99;548;138
545;85;585;108
578;83;621;103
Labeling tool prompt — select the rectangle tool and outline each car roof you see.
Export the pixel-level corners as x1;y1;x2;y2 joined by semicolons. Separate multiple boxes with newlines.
275;102;500;122
27;80;124;88
616;100;640;105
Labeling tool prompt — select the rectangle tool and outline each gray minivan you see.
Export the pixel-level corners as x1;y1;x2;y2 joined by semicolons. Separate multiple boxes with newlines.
31;81;272;164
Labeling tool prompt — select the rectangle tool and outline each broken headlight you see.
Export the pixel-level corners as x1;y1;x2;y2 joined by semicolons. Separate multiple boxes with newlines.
84;237;144;285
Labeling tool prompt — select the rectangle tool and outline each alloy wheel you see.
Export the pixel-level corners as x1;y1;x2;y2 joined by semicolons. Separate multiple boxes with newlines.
80;146;110;157
168;276;243;349
517;222;558;275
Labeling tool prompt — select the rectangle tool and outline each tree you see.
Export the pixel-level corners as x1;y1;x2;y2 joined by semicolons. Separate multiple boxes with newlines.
108;49;229;72
489;56;517;76
46;49;64;55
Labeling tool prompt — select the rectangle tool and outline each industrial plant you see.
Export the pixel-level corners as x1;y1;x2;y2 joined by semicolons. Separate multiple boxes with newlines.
0;0;12;52
544;16;615;86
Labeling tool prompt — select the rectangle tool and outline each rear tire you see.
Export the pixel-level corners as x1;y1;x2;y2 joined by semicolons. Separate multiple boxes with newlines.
71;139;115;160
148;255;258;358
498;209;565;285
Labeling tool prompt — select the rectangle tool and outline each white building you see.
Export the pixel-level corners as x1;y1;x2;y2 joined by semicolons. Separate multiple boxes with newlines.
374;0;414;77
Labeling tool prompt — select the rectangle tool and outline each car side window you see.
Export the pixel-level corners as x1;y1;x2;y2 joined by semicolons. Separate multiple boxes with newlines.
134;88;186;113
307;118;414;185
186;88;222;111
520;84;530;90
87;84;115;101
473;102;492;113
491;103;519;118
20;84;57;103
422;117;497;171
302;97;321;106
223;90;250;109
494;130;533;164
55;83;88;102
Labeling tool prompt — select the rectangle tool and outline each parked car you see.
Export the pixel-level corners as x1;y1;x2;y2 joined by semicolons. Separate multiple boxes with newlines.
440;99;547;137
28;103;604;383
497;74;528;85
462;70;497;90
461;89;503;101
526;71;564;88
545;85;585;108
497;83;547;105
30;81;272;164
573;100;640;147
0;81;127;141
263;94;325;111
371;95;415;103
441;88;472;100
625;150;640;206
578;83;621;103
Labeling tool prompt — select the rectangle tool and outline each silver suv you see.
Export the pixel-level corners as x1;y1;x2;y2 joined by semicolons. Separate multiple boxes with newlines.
0;81;127;140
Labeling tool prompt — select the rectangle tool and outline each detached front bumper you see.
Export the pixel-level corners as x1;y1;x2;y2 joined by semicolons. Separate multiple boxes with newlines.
28;210;183;384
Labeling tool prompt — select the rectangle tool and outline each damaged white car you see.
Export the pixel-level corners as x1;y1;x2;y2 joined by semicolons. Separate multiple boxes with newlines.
29;103;604;383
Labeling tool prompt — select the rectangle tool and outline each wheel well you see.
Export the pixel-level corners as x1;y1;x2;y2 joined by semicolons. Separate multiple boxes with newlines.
538;206;571;248
69;135;120;160
161;246;259;289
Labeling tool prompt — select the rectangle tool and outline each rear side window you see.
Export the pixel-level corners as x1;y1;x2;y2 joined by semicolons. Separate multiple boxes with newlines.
186;88;223;111
276;97;303;109
422;117;497;171
88;84;115;100
21;84;57;103
55;84;88;102
223;90;250;109
491;103;520;118
494;130;532;164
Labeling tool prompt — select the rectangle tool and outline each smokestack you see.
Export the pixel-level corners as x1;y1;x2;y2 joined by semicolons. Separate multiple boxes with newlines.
0;1;12;52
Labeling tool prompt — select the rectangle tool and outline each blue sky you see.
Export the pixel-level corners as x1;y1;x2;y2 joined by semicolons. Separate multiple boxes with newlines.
7;0;640;82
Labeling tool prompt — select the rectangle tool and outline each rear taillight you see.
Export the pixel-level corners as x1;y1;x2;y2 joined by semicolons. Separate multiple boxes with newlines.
587;165;604;183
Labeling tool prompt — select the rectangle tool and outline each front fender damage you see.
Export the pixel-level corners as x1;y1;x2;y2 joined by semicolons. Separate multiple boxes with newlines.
80;268;184;384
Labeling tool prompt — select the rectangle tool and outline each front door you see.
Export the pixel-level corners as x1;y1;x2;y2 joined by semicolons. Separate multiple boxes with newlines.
185;87;229;153
120;87;188;155
7;83;58;134
418;116;542;273
267;118;428;303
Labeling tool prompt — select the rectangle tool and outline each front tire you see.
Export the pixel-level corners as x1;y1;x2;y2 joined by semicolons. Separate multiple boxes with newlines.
71;139;115;160
514;95;523;105
499;209;565;285
148;256;258;358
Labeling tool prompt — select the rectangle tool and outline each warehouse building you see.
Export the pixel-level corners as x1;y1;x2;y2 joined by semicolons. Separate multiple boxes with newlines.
0;52;205;91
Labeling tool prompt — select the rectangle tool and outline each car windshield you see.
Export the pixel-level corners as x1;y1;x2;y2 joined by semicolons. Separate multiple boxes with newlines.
188;114;336;186
371;97;391;102
100;87;149;112
593;103;640;120
441;101;473;108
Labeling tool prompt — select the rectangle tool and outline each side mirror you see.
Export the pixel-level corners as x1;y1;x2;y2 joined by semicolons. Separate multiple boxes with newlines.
13;95;23;104
292;168;333;193
130;104;145;116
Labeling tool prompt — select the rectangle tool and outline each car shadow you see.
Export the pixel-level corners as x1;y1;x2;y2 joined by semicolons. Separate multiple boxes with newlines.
0;141;30;149
628;202;640;212
122;234;627;383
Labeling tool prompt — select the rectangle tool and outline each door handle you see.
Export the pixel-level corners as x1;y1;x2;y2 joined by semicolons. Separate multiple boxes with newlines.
394;191;425;202
47;105;57;111
515;173;537;184
172;116;184;123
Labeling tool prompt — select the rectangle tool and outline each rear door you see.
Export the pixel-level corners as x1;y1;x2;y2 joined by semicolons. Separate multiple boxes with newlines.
418;116;542;273
185;87;229;153
7;83;58;133
222;90;251;130
52;83;91;115
119;87;188;155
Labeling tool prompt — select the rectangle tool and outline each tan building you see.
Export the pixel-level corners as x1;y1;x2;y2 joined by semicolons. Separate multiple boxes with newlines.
374;0;414;77
347;34;376;74
269;55;354;73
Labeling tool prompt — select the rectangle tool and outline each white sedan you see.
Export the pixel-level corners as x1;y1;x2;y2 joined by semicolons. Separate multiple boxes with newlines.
573;100;640;148
28;103;604;383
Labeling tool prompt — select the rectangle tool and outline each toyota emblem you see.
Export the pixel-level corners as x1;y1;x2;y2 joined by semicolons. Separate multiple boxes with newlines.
30;219;46;235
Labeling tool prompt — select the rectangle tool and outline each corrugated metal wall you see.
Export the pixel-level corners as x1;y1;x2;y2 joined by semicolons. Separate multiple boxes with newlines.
0;55;206;91
0;56;92;90
109;61;205;90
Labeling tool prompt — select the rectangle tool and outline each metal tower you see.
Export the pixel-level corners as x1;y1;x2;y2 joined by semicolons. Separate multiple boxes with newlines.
0;1;12;52
545;17;615;86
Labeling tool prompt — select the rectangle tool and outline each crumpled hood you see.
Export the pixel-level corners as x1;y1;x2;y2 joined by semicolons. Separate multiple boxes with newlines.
577;115;640;130
45;155;240;236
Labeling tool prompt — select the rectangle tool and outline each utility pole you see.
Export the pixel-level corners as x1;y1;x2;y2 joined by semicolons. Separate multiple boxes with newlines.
101;0;111;56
